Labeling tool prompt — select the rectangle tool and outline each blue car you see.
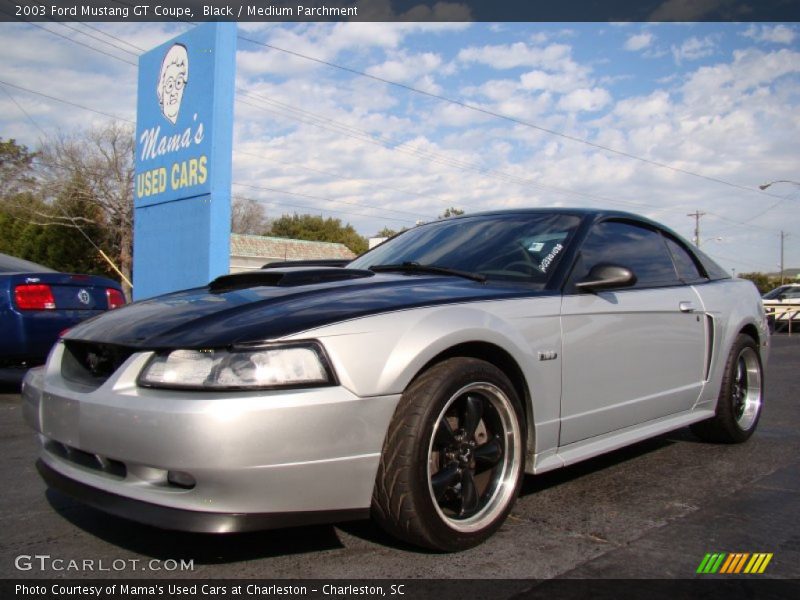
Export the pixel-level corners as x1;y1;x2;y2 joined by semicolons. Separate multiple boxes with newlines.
0;253;125;382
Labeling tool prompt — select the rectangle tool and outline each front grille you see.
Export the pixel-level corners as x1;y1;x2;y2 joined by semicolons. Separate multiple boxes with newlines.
61;340;136;388
44;440;127;479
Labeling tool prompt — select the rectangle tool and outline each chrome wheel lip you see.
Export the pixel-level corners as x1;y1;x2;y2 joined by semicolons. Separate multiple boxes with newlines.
426;382;521;534
733;347;762;431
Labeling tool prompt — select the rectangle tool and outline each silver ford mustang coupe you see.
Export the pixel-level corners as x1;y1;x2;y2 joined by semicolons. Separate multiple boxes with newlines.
22;209;768;551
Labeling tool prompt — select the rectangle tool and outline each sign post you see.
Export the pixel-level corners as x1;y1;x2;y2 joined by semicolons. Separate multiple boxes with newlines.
133;23;236;300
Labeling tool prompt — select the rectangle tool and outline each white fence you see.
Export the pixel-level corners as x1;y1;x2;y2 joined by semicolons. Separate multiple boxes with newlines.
765;302;800;335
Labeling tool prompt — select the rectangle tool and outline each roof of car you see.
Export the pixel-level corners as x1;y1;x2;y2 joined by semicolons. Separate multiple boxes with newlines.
436;207;682;237
427;208;731;280
0;252;57;274
443;207;657;222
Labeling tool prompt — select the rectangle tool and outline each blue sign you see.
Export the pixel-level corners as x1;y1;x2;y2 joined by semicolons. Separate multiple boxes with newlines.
133;23;236;300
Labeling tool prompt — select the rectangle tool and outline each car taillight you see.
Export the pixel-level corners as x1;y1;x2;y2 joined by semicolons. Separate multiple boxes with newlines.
14;284;56;310
106;288;126;309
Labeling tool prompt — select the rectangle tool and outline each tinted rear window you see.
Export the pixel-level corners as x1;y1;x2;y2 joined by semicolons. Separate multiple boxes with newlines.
664;236;707;283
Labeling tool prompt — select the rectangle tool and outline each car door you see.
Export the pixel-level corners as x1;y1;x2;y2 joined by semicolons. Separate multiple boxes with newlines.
559;220;707;446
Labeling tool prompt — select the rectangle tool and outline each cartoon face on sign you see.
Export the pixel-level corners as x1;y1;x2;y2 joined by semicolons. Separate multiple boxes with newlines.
156;43;188;125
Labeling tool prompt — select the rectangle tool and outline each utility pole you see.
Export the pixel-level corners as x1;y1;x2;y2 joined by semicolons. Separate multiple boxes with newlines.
780;231;789;285
687;210;706;247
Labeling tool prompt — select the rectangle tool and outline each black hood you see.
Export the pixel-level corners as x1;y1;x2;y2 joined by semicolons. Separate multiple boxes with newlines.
66;268;544;349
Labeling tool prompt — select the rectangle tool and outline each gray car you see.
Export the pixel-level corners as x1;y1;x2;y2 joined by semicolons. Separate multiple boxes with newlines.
22;209;768;551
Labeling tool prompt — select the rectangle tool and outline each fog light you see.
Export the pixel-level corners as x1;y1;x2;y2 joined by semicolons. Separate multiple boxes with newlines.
167;470;196;489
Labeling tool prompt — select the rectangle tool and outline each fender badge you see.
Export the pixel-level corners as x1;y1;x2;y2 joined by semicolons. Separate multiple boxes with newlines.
538;351;558;361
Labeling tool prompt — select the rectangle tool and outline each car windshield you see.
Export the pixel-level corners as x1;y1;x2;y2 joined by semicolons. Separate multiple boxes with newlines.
350;213;582;285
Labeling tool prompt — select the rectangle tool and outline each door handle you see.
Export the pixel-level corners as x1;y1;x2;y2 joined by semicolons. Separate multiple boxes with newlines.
679;301;696;313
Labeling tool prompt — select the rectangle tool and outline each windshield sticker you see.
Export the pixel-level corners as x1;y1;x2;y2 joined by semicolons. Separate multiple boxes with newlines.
528;242;545;252
539;243;564;272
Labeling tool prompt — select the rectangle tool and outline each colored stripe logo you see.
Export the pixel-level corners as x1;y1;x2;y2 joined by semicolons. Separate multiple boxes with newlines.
696;553;773;574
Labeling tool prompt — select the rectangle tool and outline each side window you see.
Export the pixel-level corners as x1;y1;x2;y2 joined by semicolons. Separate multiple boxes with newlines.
571;220;680;289
664;236;707;283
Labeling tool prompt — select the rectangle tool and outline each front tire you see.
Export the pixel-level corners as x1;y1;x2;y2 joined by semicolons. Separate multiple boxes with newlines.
371;357;525;551
691;334;764;443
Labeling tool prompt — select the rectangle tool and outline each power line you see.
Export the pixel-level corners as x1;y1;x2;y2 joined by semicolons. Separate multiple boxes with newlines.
236;93;672;216
238;90;781;237
5;22;789;240
52;21;140;58
0;5;137;66
11;17;785;223
236;90;784;236
65;21;147;53
236;35;784;199
0;79;134;123
12;15;783;208
0;84;48;137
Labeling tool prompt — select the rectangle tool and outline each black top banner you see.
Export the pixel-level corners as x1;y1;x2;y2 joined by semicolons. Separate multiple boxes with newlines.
2;0;800;22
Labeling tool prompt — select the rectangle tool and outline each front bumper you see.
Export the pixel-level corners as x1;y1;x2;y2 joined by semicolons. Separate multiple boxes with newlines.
36;459;368;533
22;344;400;531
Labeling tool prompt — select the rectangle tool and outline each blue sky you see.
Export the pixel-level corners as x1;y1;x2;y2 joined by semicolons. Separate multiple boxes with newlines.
1;20;798;275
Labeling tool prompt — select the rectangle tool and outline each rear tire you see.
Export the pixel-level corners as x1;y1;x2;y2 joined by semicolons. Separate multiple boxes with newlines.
691;334;763;443
371;357;525;551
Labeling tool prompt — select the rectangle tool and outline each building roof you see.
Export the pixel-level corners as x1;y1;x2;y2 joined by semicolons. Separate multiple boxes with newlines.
230;233;356;261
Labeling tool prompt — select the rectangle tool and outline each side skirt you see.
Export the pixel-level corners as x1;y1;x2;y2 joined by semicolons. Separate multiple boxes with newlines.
530;409;715;475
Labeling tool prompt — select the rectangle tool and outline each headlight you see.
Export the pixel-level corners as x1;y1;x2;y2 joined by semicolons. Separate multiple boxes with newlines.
137;342;335;390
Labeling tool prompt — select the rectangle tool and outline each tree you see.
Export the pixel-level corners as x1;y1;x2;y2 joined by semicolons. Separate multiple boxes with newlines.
268;213;368;255
376;226;398;238
439;207;464;219
374;226;411;239
739;272;780;294
0;139;104;275
33;124;135;294
231;196;269;235
0;138;36;197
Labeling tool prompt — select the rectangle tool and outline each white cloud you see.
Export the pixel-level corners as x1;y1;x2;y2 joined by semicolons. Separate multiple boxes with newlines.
519;69;591;94
612;90;672;125
671;36;717;64
366;51;444;83
741;24;797;45
458;42;573;70
557;87;612;113
624;32;655;52
682;48;800;108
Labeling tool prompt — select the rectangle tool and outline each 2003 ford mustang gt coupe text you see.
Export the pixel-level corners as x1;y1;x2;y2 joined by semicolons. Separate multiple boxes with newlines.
22;209;768;551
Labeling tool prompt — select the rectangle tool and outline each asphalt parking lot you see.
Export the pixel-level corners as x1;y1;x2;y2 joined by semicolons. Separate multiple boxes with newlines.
1;335;799;581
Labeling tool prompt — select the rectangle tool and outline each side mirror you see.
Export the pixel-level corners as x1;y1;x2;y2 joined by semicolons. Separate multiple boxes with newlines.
575;264;637;292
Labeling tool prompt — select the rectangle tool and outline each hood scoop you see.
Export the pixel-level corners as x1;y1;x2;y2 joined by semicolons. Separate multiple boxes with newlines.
209;267;374;293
